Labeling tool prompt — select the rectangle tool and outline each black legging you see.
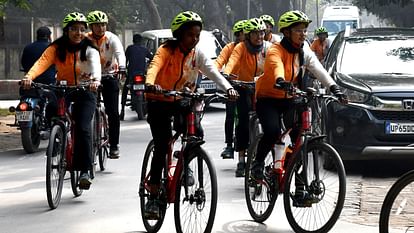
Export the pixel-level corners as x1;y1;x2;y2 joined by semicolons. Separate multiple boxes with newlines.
224;101;236;144
101;76;120;147
69;90;96;172
255;97;300;163
235;88;254;151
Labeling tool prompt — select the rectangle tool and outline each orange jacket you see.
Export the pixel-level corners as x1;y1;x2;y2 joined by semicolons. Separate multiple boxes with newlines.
224;41;271;82
87;31;126;75
26;43;101;85
310;38;329;63
145;44;232;101
214;42;236;70
256;42;335;99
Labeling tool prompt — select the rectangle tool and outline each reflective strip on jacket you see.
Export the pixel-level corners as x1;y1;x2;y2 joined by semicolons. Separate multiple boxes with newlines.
87;31;126;75
145;44;232;102
255;42;335;99
26;44;101;85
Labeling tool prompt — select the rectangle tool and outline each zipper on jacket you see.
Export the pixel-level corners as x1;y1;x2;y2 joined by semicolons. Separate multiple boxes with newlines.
73;51;77;86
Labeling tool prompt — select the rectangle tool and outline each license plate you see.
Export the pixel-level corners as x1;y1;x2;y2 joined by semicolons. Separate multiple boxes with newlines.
16;111;33;122
385;122;414;134
199;82;216;90
133;84;145;90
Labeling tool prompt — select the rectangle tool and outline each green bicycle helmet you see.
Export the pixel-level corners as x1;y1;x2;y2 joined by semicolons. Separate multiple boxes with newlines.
62;12;88;29
260;14;275;27
243;18;266;34
87;10;109;24
315;26;328;35
278;10;312;32
232;20;247;33
171;11;203;36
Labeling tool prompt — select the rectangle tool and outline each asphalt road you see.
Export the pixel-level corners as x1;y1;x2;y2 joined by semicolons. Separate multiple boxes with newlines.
0;103;406;233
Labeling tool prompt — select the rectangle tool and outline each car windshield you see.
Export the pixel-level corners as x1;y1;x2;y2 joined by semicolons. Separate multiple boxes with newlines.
340;37;414;75
323;20;358;36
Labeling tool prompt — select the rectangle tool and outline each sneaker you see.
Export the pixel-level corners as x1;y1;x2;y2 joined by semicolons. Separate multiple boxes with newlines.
144;198;160;220
109;145;120;159
79;172;92;190
235;162;246;177
183;168;195;187
250;160;264;180
221;146;234;159
292;185;318;207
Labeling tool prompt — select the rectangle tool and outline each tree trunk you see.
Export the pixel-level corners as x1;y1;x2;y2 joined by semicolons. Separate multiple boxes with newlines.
204;0;226;30
143;0;162;29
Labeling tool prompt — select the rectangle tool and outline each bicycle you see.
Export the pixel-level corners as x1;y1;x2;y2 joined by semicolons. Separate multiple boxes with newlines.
91;86;109;177
43;81;93;209
244;86;347;233
379;169;414;233
138;89;226;233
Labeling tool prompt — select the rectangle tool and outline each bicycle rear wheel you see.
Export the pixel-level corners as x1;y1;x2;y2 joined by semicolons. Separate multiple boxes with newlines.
70;170;83;197
98;110;108;171
244;134;278;223
46;125;66;209
379;170;414;233
174;146;218;233
139;140;166;233
283;141;346;233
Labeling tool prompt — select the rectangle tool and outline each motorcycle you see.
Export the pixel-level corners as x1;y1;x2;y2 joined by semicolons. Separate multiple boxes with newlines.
129;73;147;120
9;86;50;153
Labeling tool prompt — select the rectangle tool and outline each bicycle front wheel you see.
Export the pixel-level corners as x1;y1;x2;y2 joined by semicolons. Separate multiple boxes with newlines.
283;141;346;233
98;110;108;171
379;170;414;233
174;147;218;233
46;125;66;209
139;140;166;233
244;134;278;223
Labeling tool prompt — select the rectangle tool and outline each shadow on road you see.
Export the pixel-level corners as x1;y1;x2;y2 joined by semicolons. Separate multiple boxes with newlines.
344;159;414;178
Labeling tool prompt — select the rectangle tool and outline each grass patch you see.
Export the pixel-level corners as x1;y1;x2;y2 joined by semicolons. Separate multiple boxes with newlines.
0;108;12;116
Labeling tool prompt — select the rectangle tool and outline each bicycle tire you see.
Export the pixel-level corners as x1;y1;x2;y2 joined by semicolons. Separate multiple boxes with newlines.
139;140;166;233
46;125;65;209
90;110;99;178
379;170;414;233
244;134;278;223
174;146;218;233
98;110;108;171
70;170;83;197
283;141;346;233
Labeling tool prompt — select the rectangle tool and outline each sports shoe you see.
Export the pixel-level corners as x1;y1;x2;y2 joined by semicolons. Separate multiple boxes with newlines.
109;145;120;159
250;160;264;180
220;146;234;159
292;185;319;207
79;172;92;190
235;162;246;177
183;167;195;187
144;197;160;220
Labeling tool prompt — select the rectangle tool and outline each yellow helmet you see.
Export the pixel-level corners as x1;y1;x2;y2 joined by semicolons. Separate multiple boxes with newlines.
278;10;312;32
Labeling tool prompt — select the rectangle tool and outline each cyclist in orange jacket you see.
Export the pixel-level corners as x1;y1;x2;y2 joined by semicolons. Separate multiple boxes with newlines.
251;11;347;189
21;12;101;190
143;11;238;219
310;26;330;63
215;19;246;160
87;10;126;159
224;17;272;177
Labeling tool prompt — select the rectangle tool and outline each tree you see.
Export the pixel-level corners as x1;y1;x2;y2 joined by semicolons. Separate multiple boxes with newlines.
0;0;30;41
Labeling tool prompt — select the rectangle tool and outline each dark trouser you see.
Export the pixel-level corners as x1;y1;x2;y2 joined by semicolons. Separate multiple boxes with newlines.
146;101;179;184
69;90;96;172
224;101;236;144
101;76;120;147
120;75;131;112
255;98;299;163
235;88;254;152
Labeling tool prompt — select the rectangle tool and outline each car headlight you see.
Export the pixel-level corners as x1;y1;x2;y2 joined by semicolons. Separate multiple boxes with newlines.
342;87;370;103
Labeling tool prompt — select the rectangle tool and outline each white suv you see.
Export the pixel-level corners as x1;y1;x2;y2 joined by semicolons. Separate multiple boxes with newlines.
140;29;223;93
